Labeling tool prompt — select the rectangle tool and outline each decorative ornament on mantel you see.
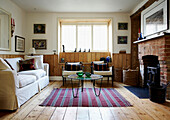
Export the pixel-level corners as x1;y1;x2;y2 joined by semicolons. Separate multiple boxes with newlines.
11;18;15;37
138;28;143;40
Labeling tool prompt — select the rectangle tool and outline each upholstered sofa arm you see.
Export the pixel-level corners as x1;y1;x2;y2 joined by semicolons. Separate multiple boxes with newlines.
0;70;19;110
43;63;49;76
0;69;19;89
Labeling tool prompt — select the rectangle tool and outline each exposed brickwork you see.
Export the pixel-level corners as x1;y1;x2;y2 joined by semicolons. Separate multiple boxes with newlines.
138;35;170;99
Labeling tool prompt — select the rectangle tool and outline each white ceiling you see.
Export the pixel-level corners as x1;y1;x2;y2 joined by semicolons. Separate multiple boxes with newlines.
11;0;144;13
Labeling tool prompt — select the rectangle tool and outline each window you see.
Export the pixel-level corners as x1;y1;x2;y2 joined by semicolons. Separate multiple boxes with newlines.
61;20;109;52
62;25;76;51
93;25;107;51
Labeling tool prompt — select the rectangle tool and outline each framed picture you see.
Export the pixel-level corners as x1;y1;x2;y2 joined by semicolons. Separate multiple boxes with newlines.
141;0;169;37
118;23;128;30
33;24;46;34
32;39;47;49
15;35;25;52
118;36;128;44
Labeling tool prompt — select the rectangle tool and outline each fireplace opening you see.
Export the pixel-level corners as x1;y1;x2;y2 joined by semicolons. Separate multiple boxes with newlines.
147;64;160;87
142;55;159;87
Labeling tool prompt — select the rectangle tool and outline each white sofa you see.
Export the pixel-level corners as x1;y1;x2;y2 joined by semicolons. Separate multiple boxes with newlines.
0;57;49;110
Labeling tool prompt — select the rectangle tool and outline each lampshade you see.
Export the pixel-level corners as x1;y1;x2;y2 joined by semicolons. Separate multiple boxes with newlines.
29;48;36;55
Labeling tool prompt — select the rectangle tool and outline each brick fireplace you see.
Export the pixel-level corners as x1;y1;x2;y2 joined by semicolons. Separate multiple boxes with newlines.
134;33;170;100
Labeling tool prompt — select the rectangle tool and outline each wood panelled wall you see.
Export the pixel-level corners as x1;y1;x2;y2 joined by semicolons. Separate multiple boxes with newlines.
59;52;111;63
0;54;24;59
112;53;131;69
44;52;130;76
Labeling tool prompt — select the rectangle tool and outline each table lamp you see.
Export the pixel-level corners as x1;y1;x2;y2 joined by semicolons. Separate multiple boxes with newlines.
29;48;36;56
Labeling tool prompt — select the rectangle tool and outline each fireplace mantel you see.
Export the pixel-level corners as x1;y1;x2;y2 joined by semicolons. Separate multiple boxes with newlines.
133;33;170;44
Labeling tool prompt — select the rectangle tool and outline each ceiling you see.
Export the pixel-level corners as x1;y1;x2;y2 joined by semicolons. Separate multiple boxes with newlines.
11;0;145;13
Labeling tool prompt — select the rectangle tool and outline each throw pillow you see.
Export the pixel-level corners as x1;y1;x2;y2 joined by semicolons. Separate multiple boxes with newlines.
24;55;44;69
94;63;109;71
65;63;82;71
19;58;35;71
0;58;12;70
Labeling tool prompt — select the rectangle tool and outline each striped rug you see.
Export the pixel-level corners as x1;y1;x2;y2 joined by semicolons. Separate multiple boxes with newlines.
40;88;132;107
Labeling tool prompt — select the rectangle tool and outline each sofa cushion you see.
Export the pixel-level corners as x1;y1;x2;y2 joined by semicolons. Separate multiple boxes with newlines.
19;59;36;71
24;55;44;69
18;69;46;80
5;58;22;72
17;75;36;88
0;58;12;70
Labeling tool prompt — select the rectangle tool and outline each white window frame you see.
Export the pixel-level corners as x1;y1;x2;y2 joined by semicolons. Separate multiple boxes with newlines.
60;21;109;52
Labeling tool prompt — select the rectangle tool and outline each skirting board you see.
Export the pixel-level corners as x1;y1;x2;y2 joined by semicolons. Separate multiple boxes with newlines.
49;76;111;81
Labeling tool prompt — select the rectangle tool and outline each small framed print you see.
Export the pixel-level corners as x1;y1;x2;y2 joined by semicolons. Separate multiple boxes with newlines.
118;36;128;44
34;24;45;34
32;39;47;49
118;23;128;30
15;35;25;52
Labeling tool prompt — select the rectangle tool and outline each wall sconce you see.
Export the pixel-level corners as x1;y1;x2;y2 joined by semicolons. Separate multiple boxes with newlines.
11;18;15;37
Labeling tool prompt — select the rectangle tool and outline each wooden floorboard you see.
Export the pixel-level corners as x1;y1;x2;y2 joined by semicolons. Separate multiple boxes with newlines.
0;81;170;120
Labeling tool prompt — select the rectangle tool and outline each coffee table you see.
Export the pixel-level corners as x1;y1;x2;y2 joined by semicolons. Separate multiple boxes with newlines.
68;74;103;98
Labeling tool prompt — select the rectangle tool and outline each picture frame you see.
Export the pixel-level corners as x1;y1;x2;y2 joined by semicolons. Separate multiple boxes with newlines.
32;39;47;49
15;35;25;52
118;36;128;44
118;23;128;30
141;0;169;37
33;24;46;34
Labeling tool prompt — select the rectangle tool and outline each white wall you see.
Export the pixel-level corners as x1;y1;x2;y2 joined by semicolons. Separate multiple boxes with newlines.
26;12;131;54
0;0;26;54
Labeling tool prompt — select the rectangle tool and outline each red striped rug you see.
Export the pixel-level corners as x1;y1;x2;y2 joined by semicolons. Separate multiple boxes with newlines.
40;88;132;107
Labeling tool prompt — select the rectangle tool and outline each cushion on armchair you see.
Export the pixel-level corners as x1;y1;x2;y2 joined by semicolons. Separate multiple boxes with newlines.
94;63;109;71
19;58;35;71
65;62;82;71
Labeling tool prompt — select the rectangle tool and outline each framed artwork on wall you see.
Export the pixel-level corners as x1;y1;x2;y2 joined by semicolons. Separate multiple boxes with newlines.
32;39;47;49
33;24;46;34
15;35;25;52
118;23;128;30
141;0;169;37
118;36;128;44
